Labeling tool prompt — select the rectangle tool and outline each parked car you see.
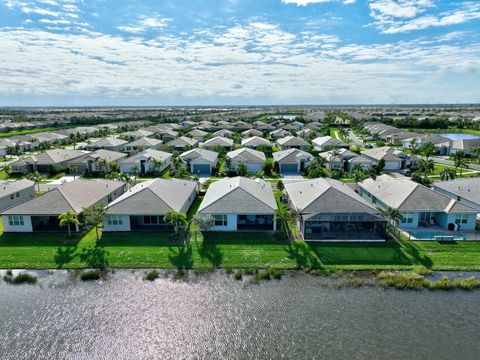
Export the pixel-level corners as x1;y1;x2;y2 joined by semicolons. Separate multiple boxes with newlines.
399;169;411;177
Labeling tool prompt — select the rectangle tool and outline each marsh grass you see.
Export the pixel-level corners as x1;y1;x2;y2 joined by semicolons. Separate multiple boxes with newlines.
80;270;101;281
145;270;160;281
375;271;480;290
3;273;37;284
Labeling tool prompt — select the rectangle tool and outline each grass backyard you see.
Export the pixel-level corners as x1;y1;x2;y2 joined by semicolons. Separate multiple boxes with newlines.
1;219;480;270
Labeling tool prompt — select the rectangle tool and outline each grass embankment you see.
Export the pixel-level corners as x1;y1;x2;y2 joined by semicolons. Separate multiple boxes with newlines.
1;217;480;271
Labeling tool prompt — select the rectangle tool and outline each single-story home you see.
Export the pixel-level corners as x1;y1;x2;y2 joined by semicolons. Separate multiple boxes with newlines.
319;148;357;171
180;148;219;175
312;136;348;151
449;139;480;156
358;175;478;231
270;129;290;139
123;137;162;153
10;149;86;174
1;179;124;233
85;136;128;151
186;129;208;142
198;176;277;231
433;178;480;212
64;149;127;174
242;129;263;138
241;136;273;149
211;129;234;138
273;148;313;174
276;136;310;151
361;146;408;171
166;136;198;150
125;129;154;141
285;178;386;241
347;155;375;172
118;149;172;175
226;147;266;173
0;179;35;212
103;178;198;232
202;136;234;150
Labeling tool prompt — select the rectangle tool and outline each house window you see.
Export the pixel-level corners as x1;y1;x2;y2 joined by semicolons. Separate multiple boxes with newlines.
10;194;14;200
107;215;123;226
16;192;19;198
401;213;414;224
8;215;24;226
455;214;469;224
214;214;228;226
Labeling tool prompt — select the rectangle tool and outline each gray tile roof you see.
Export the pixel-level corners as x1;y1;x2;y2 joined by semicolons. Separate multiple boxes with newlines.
199;177;277;214
2;179;124;215
66;149;127;164
107;178;198;215
319;148;357;161
276;136;310;147
285;178;380;220
167;136;198;148
203;136;234;148
124;137;162;148
359;175;477;213
0;179;34;198
312;136;347;148
11;149;87;167
241;136;272;148
361;146;403;162
433;178;480;206
88;136;128;148
180;148;219;164
227;147;266;163
273;148;314;163
211;129;233;138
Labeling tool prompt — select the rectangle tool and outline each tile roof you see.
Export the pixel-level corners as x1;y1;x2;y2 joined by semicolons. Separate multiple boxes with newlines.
227;147;266;163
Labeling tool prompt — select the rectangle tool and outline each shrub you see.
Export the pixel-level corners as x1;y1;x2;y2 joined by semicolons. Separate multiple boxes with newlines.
145;270;160;281
234;270;243;280
3;273;37;284
244;268;255;275
269;268;282;280
80;270;101;281
225;267;233;275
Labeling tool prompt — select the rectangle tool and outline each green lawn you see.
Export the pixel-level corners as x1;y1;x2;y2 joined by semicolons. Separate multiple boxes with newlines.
0;125;75;138
1;219;480;270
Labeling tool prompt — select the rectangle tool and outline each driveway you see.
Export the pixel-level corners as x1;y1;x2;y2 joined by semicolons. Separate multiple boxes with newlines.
348;131;364;146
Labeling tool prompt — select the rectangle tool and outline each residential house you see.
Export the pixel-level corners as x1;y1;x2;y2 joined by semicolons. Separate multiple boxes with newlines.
180;148;219;175
433;178;480;212
253;121;274;131
198;177;277;231
64;149;127;174
319;148;358;171
241;136;272;150
186;129;208;142
285;178;385;241
202;136;234;151
85;136;128;152
312;136;348;151
124;129;154;141
103;178;198;232
276;136;310;151
283;121;304;132
361;146;408;171
242;129;263;138
1;179;124;233
10;149;86;174
226;148;266;174
273;148;313;174
119;149;172;175
124;137;162;153
358;175;478;231
270;129;290;139
347;155;375;172
0;179;35;212
211;129;233;138
449;139;480;156
166;136;198;150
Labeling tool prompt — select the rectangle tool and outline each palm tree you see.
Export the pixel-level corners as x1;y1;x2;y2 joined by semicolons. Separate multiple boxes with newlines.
119;172;132;189
131;164;139;181
329;148;342;170
96;157;108;173
439;167;456;181
164;210;188;233
1;164;12;178
58;210;80;238
421;141;436;160
236;162;247;176
151;158;164;175
418;158;434;178
471;147;480;164
26;171;42;191
274;205;298;240
69;165;78;179
378;207;403;237
454;156;469;176
352;169;367;191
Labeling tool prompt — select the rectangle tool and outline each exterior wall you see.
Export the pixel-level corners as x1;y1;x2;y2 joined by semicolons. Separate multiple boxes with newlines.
398;212;420;228
279;162;300;173
208;213;238;231
0;185;35;212
189;158;213;174
103;215;131;232
246;163;263;173
436;213;476;231
2;215;33;232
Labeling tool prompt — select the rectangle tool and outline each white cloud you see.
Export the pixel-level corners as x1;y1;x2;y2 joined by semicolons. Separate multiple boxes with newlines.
117;15;171;33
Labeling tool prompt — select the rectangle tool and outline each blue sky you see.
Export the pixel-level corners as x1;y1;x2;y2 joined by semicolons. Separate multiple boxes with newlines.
0;0;479;106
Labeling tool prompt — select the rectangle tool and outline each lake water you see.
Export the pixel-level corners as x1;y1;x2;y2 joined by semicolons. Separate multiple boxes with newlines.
440;133;480;141
1;270;480;360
